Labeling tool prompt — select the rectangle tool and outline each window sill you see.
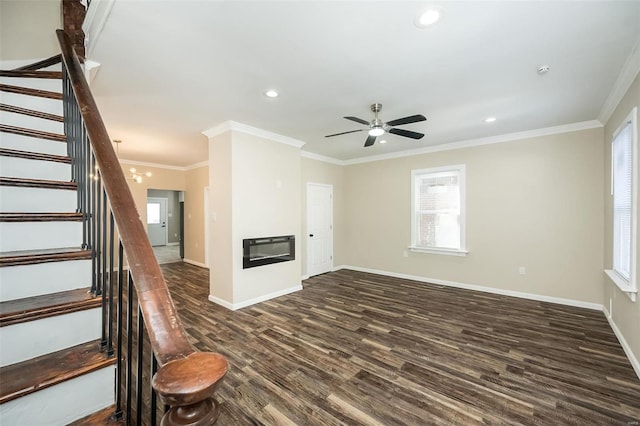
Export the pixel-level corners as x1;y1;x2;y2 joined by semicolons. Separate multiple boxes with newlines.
409;246;469;257
605;269;637;302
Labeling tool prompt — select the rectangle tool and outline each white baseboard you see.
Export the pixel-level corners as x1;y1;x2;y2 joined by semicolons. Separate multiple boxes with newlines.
301;274;310;281
603;306;640;380
166;242;180;246
183;258;208;269
339;265;604;311
208;284;303;311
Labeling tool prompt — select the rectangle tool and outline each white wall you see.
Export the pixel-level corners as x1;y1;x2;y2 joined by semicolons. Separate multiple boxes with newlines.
208;129;302;308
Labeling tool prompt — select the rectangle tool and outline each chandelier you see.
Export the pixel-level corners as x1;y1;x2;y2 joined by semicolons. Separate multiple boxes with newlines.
113;139;152;183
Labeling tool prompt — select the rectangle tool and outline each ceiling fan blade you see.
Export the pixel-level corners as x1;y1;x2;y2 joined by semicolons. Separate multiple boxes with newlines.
364;134;377;147
388;128;424;140
325;129;365;138
386;114;427;127
344;116;370;125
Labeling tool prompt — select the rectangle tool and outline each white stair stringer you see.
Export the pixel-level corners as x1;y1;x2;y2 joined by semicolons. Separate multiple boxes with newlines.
0;365;114;426
0;259;91;301
0;133;68;156
0;155;70;181
0;186;76;212
0;222;82;252
0;308;101;366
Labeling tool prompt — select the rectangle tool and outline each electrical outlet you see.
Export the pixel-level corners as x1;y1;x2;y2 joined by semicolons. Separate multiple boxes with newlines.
518;266;526;275
403;250;409;258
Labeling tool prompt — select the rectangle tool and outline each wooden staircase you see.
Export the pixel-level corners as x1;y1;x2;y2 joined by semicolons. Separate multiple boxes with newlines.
0;62;115;424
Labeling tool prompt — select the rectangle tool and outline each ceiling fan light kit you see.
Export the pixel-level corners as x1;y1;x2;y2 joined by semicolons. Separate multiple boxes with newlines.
326;103;426;147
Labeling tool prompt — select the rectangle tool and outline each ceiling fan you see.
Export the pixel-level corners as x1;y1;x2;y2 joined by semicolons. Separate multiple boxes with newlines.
325;103;426;147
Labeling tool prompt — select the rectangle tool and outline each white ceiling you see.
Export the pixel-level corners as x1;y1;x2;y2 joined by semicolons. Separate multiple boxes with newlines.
88;1;640;167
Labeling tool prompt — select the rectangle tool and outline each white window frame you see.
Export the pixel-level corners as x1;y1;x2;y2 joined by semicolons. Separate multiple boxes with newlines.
605;106;637;302
409;164;468;256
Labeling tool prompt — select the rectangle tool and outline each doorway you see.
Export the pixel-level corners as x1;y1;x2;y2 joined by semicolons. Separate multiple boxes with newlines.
147;197;167;246
306;183;333;277
147;190;183;264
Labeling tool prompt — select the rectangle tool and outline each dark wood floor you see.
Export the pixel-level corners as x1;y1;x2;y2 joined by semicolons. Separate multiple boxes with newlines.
161;263;640;425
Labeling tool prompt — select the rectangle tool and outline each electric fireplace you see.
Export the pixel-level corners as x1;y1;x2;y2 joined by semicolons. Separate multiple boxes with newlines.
242;235;295;269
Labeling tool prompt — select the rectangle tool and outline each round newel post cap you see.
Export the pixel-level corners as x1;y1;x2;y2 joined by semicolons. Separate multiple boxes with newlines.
153;352;228;407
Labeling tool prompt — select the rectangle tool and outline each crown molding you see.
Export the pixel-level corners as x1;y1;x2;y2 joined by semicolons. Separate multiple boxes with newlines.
341;120;603;166
118;158;208;171
185;160;209;170
598;36;640;125
300;150;344;165
202;120;306;148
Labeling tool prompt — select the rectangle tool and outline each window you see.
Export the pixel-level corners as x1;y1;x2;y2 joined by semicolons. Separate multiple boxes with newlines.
147;202;161;225
606;107;637;301
410;165;467;255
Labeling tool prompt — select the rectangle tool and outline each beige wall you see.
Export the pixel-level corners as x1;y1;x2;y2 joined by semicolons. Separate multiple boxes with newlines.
0;1;60;61
208;131;302;306
301;157;345;276
341;128;605;304
603;72;640;368
208;132;234;303
184;165;209;265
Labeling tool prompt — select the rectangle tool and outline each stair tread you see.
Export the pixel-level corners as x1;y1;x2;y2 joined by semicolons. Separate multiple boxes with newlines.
0;84;63;100
0;103;64;122
0;339;115;404
0;247;91;267
0;212;82;222
0;176;76;190
0;124;66;142
0;70;62;79
0;147;70;164
68;405;125;425
0;288;99;327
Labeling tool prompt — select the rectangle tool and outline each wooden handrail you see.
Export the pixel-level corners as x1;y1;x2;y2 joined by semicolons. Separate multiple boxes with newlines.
55;30;227;424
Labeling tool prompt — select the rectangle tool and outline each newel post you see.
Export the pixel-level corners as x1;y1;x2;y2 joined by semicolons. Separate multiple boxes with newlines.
152;352;228;426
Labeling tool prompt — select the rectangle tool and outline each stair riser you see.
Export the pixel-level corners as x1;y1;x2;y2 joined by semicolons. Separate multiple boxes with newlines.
0;133;67;156
0;259;91;301
0;110;64;134
0;221;82;252
0;156;70;181
0;308;101;366
0;366;114;425
0;76;62;93
0;186;76;212
0;92;62;115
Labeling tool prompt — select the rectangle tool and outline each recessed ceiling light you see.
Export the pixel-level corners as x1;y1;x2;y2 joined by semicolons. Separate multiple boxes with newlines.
485;117;497;123
264;89;279;98
537;65;550;75
379;139;387;144
415;7;442;28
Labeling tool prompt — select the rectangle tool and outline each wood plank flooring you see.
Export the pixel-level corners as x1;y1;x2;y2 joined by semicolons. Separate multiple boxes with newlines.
160;263;640;425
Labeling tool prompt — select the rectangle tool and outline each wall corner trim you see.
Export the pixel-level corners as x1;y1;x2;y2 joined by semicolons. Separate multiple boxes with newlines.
342;265;604;311
603;306;640;380
202;120;306;148
183;258;208;269
208;284;303;311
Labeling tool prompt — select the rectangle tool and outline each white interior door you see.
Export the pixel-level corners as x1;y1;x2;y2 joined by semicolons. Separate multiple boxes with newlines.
306;183;333;277
147;197;168;246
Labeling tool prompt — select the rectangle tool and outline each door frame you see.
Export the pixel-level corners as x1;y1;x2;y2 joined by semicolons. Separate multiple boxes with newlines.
147;196;169;246
305;182;334;277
